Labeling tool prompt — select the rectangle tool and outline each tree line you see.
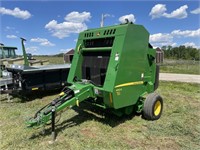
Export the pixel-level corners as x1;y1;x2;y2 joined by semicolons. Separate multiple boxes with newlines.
30;45;200;61
161;45;200;61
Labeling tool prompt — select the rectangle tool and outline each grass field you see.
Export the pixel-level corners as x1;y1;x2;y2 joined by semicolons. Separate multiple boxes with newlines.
0;81;200;150
160;59;199;75
35;56;64;65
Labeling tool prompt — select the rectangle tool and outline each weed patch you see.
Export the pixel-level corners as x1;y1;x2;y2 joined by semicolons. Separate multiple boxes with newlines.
0;82;200;149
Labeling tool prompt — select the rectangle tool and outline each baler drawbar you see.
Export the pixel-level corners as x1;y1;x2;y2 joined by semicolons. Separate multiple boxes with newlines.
26;81;95;127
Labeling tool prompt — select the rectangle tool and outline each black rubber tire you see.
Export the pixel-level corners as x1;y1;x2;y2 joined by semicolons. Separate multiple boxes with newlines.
154;65;160;90
143;93;163;120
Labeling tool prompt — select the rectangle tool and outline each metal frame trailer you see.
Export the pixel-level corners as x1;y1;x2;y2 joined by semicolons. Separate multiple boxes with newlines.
0;64;70;97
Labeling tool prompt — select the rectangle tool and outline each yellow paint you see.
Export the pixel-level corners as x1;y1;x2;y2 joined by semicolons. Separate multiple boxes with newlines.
109;93;113;104
115;81;143;88
154;101;161;116
76;100;79;107
77;44;81;54
59;92;65;96
115;88;122;92
116;91;121;96
32;87;38;91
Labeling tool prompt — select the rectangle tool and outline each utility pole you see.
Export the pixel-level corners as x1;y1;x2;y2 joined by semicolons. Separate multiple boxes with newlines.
100;14;105;27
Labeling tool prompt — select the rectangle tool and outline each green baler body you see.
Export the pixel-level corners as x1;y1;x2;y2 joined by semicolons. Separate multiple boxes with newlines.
26;23;158;128
68;23;156;110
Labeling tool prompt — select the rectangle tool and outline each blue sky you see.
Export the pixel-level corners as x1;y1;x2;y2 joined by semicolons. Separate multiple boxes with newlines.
0;0;199;55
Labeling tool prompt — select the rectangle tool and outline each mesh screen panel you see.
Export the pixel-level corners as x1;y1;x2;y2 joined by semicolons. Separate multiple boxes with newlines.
82;51;111;86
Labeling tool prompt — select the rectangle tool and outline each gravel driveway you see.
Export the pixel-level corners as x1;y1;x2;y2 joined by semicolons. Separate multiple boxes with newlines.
159;73;200;84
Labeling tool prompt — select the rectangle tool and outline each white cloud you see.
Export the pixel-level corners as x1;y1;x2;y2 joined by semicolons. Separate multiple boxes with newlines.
149;4;167;19
6;35;17;39
119;14;136;23
163;5;188;19
171;43;177;47
171;28;200;38
150;33;174;47
30;38;55;46
0;7;31;19
190;8;200;14
150;33;173;43
45;20;87;39
151;42;177;48
149;4;188;19
103;13;114;18
150;28;200;48
182;42;199;48
45;11;91;39
5;26;15;31
64;11;91;23
26;46;38;53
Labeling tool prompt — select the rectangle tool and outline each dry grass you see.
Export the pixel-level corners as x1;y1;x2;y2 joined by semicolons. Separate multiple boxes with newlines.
160;59;200;75
34;56;64;64
0;81;200;150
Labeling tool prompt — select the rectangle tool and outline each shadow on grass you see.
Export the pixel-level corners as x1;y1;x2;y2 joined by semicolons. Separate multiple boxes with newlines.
0;89;61;103
29;102;138;140
21;89;61;102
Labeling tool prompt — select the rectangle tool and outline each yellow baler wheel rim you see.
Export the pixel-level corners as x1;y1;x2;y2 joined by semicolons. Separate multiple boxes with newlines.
154;100;161;116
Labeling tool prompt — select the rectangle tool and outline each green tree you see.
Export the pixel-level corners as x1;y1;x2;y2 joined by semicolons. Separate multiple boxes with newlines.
160;45;200;60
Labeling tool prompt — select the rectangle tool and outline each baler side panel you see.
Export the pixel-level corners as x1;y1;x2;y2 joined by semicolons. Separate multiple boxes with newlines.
113;24;150;109
67;37;84;83
102;34;126;107
103;34;126;92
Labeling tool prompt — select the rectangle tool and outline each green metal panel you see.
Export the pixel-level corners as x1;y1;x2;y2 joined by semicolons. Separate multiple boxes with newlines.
68;23;156;110
112;24;150;108
21;38;29;66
